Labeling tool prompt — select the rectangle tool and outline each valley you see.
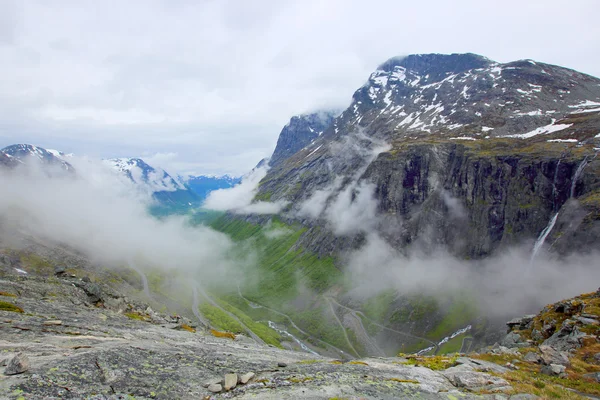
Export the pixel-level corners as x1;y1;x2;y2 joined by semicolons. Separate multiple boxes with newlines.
2;52;600;398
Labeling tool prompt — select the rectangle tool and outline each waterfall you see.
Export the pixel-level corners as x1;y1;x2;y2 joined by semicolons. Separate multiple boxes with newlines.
530;213;559;263
530;156;589;265
570;156;589;198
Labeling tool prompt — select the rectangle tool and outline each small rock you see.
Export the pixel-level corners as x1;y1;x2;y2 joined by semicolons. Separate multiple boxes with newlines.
43;320;63;326
224;373;237;390
202;377;223;388
594;352;600;364
574;316;599;326
277;362;287;367
239;372;255;384
523;352;542;364
541;363;566;377
4;353;30;375
505;362;518;370
207;383;222;393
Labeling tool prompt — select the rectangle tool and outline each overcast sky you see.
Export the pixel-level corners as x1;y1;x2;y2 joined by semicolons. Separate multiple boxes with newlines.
1;0;599;175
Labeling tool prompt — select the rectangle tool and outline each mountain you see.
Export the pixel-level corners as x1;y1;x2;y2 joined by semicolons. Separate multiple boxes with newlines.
205;53;600;362
256;53;600;258
1;144;74;173
104;157;201;213
183;174;241;200
269;110;339;167
104;158;185;192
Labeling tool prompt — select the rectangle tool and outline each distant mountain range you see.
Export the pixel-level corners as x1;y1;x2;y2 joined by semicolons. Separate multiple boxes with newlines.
1;144;74;173
0;144;240;214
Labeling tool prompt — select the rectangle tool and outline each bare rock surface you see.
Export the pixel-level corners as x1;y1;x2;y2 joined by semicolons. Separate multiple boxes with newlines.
0;274;520;399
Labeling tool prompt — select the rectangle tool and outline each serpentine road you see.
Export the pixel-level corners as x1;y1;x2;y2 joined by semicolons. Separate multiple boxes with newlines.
237;285;353;359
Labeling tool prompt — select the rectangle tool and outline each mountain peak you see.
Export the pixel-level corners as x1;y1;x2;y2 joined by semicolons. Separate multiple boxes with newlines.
1;143;74;172
377;53;493;78
269;110;340;167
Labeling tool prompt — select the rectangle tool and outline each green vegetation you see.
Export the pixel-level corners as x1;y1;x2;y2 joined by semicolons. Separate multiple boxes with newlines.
209;215;352;352
124;311;148;321
0;300;24;313
426;293;477;340
389;295;438;325
472;346;600;399
402;355;458;370
18;252;55;274
362;290;396;323
438;334;470;354
0;291;17;298
213;297;282;347
199;303;245;333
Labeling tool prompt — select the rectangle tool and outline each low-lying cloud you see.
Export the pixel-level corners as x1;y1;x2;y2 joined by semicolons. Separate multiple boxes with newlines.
344;231;600;319
203;164;287;214
0;160;242;285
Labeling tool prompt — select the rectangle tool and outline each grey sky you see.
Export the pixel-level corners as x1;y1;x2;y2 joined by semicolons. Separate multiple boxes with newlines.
1;0;599;175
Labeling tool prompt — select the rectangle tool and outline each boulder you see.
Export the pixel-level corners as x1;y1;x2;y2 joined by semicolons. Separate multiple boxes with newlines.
54;265;67;276
207;383;222;393
455;357;509;374
4;353;29;375
224;373;237;391
540;364;566;377
202;377;223;388
506;315;535;331
501;331;528;348
574;316;599;326
523;352;542;364
539;345;570;366
43;320;63;326
542;323;586;352
442;366;510;391
239;372;255;384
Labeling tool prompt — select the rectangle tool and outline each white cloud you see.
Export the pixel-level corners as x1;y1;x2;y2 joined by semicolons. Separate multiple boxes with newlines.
0;0;599;174
203;165;287;214
0;161;241;285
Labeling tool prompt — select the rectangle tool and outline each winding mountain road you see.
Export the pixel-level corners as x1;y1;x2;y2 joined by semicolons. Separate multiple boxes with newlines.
324;296;385;357
193;281;265;345
325;296;361;358
237;285;353;359
326;296;439;354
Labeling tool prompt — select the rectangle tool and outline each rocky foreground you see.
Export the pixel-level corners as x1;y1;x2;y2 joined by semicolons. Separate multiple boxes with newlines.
0;269;556;400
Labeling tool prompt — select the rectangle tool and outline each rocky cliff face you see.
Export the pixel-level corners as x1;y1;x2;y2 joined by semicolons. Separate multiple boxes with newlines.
268;110;339;167
257;53;600;258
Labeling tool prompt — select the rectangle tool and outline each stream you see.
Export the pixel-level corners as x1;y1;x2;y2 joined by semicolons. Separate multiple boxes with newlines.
268;321;320;356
